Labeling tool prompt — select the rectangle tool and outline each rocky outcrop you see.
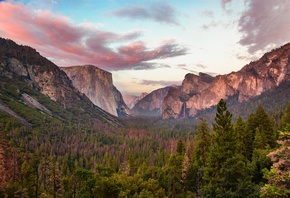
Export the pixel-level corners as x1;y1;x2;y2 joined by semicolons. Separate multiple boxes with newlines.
123;93;148;109
162;43;290;119
132;87;172;116
0;39;87;108
60;65;131;117
21;93;52;115
0;101;32;127
0;37;123;126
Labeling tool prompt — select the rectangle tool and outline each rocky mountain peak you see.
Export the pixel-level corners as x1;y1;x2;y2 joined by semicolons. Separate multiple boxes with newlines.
181;72;214;95
162;42;290;119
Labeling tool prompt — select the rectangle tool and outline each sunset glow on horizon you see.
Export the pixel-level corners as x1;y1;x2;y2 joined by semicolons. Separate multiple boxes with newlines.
1;0;290;95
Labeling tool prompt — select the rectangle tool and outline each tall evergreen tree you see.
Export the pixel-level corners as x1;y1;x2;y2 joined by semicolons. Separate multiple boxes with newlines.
245;113;257;160
234;116;247;158
281;102;290;129
203;99;258;197
254;105;276;148
185;118;211;197
194;118;211;168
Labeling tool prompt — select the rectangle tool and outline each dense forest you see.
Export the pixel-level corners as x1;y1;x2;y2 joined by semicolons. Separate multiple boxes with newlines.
1;94;290;197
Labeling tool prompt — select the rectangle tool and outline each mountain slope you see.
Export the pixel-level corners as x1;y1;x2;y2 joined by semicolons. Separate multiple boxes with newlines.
162;43;290;119
60;65;131;117
132;86;172;117
0;37;123;127
123;93;148;109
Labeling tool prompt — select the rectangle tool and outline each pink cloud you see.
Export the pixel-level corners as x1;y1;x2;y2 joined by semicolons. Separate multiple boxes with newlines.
0;1;187;70
238;0;290;53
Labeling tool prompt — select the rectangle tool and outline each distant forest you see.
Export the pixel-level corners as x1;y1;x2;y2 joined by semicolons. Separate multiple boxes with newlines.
1;95;290;197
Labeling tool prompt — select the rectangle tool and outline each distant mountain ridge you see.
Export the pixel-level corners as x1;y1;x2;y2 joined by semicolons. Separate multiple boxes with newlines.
131;86;173;117
123;93;148;109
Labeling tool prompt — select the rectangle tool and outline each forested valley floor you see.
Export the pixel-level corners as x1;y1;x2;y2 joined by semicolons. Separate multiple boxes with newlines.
1;100;290;198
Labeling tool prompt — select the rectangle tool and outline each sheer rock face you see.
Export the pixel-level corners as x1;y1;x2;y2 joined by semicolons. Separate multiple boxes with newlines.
132;87;171;117
61;65;130;117
162;43;290;119
0;38;124;126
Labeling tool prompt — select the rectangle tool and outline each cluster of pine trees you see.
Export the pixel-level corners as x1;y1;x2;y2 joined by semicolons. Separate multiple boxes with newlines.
0;100;290;197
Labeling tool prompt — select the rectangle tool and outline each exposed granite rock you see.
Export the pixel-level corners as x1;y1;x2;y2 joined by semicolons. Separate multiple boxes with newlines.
21;93;52;115
132;87;171;117
61;65;131;117
0;37;123;126
162;43;290;119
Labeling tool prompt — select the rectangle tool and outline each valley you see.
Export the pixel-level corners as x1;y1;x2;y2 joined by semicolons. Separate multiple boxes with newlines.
0;37;290;197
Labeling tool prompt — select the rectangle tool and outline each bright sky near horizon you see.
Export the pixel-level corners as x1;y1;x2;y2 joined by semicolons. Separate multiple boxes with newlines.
1;0;290;95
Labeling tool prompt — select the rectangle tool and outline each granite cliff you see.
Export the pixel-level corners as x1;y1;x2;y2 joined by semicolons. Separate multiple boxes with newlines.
162;43;290;119
0;38;123;126
61;65;130;117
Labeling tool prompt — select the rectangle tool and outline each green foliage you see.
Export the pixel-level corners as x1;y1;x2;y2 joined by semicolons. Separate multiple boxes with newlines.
194;118;211;167
255;106;277;148
176;139;186;156
1;78;289;198
203;99;259;197
281;102;290;129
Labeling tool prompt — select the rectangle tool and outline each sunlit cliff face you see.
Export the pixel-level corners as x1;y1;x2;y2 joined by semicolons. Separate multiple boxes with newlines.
161;43;290;119
61;65;130;117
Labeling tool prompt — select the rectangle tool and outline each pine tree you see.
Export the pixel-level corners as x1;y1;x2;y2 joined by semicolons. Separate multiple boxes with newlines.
176;139;186;156
185;118;211;197
203;99;258;197
255;105;276;148
165;154;183;197
245;113;257;160
281;102;290;129
194;118;211;168
245;106;276;161
234;116;247;158
252;128;268;150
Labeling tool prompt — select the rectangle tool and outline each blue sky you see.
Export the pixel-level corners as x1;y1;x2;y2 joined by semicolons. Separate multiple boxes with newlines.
1;0;290;95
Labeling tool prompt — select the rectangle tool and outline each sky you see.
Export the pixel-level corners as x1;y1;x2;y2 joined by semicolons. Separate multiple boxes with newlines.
1;0;290;95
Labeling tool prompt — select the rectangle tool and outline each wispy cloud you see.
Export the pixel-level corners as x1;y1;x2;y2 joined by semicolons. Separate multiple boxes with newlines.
0;1;187;70
195;63;207;69
201;21;218;30
139;79;181;87
177;63;204;74
200;10;214;18
129;62;170;70
220;0;233;13
111;2;180;26
238;0;290;53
